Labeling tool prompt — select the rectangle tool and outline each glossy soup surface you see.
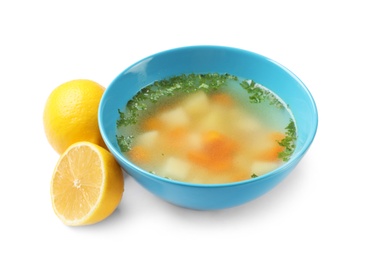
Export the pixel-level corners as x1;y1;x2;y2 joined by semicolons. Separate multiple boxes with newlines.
116;73;296;184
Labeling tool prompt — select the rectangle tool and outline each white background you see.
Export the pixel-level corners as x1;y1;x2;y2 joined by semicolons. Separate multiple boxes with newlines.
1;0;379;259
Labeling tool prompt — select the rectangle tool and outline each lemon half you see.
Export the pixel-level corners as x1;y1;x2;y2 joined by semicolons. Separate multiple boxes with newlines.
50;141;124;226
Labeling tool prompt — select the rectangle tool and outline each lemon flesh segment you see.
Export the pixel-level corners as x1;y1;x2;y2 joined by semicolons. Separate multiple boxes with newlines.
51;142;124;226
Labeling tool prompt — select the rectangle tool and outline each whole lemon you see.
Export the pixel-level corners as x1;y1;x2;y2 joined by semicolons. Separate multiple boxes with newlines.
43;79;106;154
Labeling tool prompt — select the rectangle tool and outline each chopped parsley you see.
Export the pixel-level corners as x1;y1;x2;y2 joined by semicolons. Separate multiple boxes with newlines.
251;173;259;178
240;80;285;109
277;119;297;161
116;135;134;152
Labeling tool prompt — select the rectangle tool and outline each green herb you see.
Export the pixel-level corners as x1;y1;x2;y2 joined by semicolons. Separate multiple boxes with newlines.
240;80;284;109
117;109;137;127
116;135;134;152
116;73;237;127
277;119;297;161
251;173;259;178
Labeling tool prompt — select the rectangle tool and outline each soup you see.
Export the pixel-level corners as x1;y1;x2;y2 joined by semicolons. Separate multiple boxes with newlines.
116;73;296;184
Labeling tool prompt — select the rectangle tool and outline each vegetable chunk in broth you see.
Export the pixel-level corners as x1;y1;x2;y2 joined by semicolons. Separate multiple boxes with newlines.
116;73;297;184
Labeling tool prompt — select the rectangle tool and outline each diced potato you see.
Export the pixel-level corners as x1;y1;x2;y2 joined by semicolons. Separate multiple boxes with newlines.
135;130;159;147
248;130;273;152
160;157;191;181
182;91;210;117
232;108;262;135
248;131;284;157
251;161;280;176
197;105;226;132
233;154;253;171
158;106;190;128
185;133;202;150
186;166;209;184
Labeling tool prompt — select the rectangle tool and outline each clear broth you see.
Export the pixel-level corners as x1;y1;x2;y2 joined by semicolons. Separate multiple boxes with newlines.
117;74;296;184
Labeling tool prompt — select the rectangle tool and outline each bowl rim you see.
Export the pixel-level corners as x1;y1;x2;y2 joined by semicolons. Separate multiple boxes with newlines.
99;45;318;188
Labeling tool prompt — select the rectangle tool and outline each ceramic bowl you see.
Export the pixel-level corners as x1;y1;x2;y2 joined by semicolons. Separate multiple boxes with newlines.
98;45;318;210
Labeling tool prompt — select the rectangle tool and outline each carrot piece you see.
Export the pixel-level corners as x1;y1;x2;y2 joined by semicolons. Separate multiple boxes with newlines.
202;130;237;160
168;126;188;139
141;117;162;131
257;145;284;161
187;130;237;172
161;126;189;153
188;150;210;167
209;160;233;172
187;150;233;171
128;145;151;164
270;132;286;142
256;132;286;161
210;93;234;106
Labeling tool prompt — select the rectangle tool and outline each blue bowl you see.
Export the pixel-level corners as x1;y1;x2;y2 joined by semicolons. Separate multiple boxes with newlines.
98;45;318;210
